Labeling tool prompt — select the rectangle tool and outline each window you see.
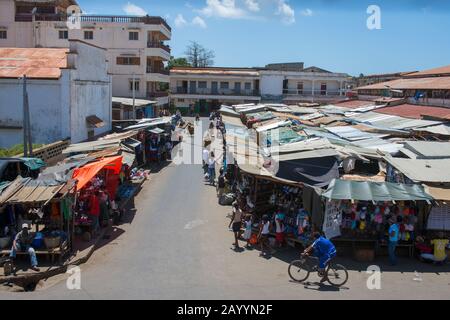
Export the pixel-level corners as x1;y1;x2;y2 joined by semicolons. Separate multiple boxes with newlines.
84;30;94;40
0;30;6;39
59;30;68;39
220;82;229;89
198;81;207;89
117;57;141;65
129;31;139;41
178;99;185;103
129;80;140;92
244;82;251;90
297;82;303;94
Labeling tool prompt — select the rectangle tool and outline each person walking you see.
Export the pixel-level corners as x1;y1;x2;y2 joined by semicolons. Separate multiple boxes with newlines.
202;144;209;175
388;216;400;266
258;215;272;257
230;203;244;250
207;152;216;186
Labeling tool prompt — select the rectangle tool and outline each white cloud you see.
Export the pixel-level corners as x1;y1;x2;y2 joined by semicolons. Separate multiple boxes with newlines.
192;16;208;28
200;0;247;19
123;2;147;16
300;8;313;16
175;14;188;28
175;14;208;29
276;0;295;25
245;0;260;12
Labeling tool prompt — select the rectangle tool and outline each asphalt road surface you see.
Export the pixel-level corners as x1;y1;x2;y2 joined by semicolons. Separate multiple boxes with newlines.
1;119;449;299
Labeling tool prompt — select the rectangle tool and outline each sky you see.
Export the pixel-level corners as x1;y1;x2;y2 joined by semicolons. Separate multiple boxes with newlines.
77;0;450;76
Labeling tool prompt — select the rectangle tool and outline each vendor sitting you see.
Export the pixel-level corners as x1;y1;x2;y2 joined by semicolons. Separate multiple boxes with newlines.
10;223;40;272
419;233;449;265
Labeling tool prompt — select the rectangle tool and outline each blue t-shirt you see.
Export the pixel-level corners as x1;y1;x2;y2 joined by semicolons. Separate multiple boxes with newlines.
389;224;399;242
312;236;336;256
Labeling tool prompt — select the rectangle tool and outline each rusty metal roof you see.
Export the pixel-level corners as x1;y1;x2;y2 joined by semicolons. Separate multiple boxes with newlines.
357;76;450;90
407;64;450;78
376;104;450;120
0;48;69;79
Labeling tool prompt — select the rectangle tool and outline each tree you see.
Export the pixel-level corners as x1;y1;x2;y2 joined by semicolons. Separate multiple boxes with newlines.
184;41;215;68
168;56;191;69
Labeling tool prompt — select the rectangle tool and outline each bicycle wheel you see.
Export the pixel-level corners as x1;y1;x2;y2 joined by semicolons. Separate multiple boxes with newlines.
326;263;349;287
288;260;310;283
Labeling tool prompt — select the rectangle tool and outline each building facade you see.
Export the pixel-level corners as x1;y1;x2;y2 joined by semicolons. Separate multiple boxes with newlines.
170;67;261;113
0;0;171;108
0;40;112;148
170;63;351;113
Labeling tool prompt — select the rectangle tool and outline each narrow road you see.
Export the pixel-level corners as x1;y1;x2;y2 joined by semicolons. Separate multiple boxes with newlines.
1;119;449;299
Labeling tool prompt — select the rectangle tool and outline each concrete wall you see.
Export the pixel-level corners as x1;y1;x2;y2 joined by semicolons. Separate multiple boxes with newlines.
0;40;111;148
0;0;171;99
0;78;68;148
69;40;112;142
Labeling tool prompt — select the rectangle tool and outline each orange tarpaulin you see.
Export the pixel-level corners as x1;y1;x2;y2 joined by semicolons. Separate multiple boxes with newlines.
72;156;123;190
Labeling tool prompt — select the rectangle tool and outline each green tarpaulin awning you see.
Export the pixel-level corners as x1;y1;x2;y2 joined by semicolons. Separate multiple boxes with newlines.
322;179;433;202
21;157;46;171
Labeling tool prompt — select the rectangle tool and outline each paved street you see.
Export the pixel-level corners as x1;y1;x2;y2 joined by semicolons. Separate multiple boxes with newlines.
1;120;449;300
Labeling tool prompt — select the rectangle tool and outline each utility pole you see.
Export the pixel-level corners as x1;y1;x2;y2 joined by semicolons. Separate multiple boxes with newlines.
132;73;136;120
23;75;28;157
22;75;33;156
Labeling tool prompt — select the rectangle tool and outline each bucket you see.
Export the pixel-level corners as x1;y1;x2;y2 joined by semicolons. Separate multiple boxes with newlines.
32;232;45;249
44;236;61;249
0;237;11;249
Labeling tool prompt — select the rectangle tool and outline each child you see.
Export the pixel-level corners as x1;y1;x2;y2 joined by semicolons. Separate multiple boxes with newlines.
243;215;253;248
275;218;285;248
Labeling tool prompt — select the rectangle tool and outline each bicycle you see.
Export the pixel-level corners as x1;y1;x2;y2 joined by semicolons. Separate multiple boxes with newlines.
288;254;349;287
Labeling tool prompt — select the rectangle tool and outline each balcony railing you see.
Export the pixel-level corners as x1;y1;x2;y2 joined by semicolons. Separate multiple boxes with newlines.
283;89;342;96
146;67;170;75
172;87;260;97
14;14;172;31
147;92;169;99
147;41;171;53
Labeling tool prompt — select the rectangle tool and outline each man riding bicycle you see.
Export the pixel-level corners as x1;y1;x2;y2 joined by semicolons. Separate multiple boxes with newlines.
302;232;337;283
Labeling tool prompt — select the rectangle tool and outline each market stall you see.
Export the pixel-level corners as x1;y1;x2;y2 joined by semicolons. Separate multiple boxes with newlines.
0;177;73;264
321;179;433;260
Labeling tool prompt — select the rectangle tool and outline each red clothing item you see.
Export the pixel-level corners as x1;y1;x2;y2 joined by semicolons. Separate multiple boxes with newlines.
89;195;100;216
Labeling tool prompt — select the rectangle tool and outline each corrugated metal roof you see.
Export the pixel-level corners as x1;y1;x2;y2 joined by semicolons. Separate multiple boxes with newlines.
323;179;432;202
402;141;450;159
376;104;450;120
112;97;157;107
407;64;450;77
349;111;441;130
385;155;450;183
413;124;450;136
0;48;69;79
357;76;450;90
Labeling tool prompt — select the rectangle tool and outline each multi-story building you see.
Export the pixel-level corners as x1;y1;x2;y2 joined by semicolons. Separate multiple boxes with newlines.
170;63;351;113
0;40;112;148
356;64;450;107
0;0;171;109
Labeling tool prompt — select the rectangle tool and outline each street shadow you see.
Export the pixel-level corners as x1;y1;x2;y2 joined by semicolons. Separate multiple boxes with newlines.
267;242;450;274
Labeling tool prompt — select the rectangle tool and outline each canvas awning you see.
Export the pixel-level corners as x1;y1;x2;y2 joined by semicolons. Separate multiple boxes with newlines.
86;115;105;128
423;185;450;201
322;179;432;202
72;156;123;190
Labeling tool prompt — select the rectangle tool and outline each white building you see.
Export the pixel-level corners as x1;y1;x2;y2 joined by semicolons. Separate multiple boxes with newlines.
0;0;171;109
170;63;351;113
0;40;112;148
170;67;261;113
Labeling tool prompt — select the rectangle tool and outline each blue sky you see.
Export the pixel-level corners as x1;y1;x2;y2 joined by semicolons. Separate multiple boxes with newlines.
77;0;450;76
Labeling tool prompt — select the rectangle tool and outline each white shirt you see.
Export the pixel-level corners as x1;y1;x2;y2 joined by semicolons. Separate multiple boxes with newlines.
203;149;209;163
208;157;216;168
262;221;270;235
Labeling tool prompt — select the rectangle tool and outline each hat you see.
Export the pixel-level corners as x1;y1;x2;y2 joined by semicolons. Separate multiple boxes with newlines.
22;223;30;230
